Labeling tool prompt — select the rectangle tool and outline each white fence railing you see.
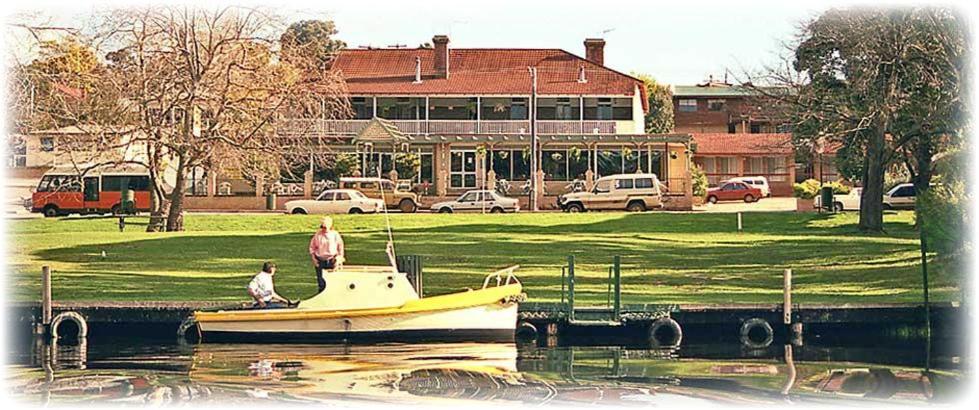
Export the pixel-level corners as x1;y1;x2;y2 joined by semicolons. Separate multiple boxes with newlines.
278;119;617;136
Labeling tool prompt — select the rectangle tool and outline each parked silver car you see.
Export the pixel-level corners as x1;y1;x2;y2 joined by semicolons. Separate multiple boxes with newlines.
430;190;520;213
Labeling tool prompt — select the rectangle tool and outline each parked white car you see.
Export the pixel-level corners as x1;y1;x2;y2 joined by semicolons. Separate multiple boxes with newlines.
815;184;917;211
430;190;520;213
285;189;384;214
725;176;771;197
815;187;862;212
883;183;916;210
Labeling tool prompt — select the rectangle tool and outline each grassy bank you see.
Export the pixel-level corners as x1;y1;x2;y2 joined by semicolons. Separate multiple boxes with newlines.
6;211;959;305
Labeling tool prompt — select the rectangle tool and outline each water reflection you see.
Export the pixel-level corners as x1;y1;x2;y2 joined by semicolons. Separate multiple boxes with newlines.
7;340;963;406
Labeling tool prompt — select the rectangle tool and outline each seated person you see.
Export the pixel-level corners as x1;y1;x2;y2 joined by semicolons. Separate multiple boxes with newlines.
247;261;290;308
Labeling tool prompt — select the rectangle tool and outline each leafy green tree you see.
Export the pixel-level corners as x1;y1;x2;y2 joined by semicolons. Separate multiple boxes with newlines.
632;72;674;134
280;20;346;70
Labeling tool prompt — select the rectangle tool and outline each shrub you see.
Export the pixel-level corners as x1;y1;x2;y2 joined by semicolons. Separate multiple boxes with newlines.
822;180;851;195
793;179;821;199
691;166;708;198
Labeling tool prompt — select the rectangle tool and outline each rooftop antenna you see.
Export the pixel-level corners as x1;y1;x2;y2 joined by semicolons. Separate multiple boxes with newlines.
597;28;616;36
388;44;408;48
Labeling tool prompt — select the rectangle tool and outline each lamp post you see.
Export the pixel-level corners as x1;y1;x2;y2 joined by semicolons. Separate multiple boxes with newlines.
528;66;539;211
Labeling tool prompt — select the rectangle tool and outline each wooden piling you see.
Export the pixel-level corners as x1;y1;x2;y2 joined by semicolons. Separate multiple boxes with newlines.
783;268;792;325
41;266;52;334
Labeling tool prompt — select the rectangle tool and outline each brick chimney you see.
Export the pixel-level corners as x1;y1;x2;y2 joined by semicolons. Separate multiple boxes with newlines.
584;38;605;66
433;35;450;78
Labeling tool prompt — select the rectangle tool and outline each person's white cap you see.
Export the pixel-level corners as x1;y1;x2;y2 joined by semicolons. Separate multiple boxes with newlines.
320;216;333;229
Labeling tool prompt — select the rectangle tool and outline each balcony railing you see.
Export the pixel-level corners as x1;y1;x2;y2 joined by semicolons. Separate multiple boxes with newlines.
277;119;616;136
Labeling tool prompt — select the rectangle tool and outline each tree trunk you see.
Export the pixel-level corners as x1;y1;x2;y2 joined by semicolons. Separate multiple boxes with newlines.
914;137;933;197
858;128;886;232
166;155;188;232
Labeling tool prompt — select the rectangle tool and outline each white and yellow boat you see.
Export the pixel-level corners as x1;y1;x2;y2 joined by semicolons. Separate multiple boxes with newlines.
194;265;522;342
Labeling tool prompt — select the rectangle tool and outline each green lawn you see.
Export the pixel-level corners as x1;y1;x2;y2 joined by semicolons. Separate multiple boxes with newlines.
6;211;960;305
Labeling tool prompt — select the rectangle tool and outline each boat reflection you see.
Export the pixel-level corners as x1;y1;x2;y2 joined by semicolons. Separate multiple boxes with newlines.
9;341;963;406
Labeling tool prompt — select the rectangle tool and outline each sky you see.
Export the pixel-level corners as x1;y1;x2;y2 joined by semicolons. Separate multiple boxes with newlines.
1;1;960;86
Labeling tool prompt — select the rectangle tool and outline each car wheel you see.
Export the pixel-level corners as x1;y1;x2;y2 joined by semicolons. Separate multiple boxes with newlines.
707;196;718;204
490;207;504;214
438;207;453;213
43;206;60;218
110;204;121;215
291;208;307;215
566;203;584;213
398;199;417;213
833;202;844;212
626;201;646;212
348;208;363;214
744;194;755;203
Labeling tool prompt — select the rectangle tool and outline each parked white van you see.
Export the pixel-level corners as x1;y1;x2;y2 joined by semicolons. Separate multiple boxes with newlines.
557;173;663;212
725;176;771;197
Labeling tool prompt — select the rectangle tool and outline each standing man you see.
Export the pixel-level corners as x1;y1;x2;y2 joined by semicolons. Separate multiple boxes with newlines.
309;216;345;293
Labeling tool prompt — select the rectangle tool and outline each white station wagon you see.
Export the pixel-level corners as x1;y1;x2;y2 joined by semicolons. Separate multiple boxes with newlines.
285;189;384;215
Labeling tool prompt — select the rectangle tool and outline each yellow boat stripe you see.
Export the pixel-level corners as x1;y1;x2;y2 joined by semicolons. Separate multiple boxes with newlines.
195;284;522;323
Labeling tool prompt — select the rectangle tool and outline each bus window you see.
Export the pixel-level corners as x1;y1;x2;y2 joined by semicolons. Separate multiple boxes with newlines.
37;176;55;192
83;177;99;201
127;176;151;191
102;176;126;191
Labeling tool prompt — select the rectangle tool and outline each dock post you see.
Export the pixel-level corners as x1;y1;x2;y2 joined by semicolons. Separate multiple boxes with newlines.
567;255;575;321
784;268;803;345
41;266;52;337
782;268;791;325
613;256;621;321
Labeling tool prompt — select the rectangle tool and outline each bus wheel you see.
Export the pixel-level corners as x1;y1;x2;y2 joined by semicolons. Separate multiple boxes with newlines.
110;204;121;215
43;206;60;218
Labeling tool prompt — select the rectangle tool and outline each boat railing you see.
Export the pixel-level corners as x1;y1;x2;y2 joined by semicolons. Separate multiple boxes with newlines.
482;265;521;289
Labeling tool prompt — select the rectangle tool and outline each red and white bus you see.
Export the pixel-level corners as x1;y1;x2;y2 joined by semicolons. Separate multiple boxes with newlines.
31;165;152;217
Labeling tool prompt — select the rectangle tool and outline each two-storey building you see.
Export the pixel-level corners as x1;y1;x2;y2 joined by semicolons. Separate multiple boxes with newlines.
673;78;837;195
278;35;694;209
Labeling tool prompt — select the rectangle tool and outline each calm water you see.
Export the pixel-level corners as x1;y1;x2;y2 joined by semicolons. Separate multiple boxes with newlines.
5;336;966;406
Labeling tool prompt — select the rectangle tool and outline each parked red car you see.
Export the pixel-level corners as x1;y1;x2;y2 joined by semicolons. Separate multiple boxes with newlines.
706;181;763;204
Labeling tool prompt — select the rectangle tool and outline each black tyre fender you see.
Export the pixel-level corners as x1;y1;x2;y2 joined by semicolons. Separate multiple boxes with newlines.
438;207;453;213
739;317;774;349
348;208;364;214
833;202;844;212
566;203;584;213
291;208;307;215
648;317;683;348
490;206;505;214
515;321;538;341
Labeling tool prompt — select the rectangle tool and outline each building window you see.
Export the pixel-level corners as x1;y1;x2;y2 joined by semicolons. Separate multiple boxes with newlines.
776;123;793;133
542;150;568;181
728;123;737;133
377;97;424;120
430;98;477;120
678;99;697;112
597;149;622;176
536;98;581;120
351;97;373;119
8;137;26;167
481;98;529;121
750;124;761;134
40;137;55;152
450;150;477;188
419;153;434;184
707;99;726;111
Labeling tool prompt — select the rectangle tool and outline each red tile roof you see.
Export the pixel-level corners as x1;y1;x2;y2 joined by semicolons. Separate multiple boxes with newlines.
691;133;794;155
333;48;647;111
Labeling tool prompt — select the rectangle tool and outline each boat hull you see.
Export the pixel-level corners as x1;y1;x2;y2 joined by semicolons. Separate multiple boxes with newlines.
198;303;518;343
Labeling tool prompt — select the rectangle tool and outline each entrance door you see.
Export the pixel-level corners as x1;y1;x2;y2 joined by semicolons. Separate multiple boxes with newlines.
83;177;100;208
